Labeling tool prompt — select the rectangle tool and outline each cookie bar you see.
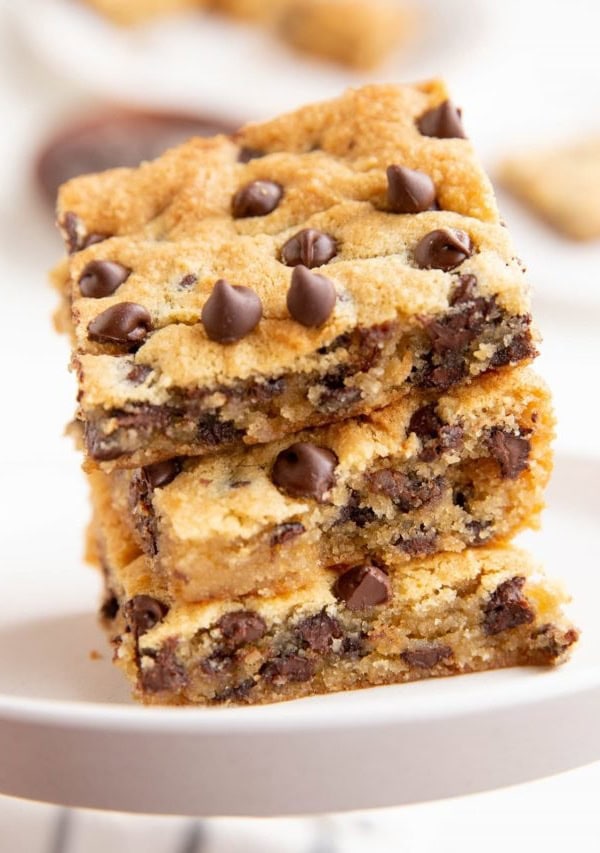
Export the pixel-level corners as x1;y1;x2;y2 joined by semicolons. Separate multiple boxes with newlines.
55;82;537;471
91;367;553;601
277;0;412;69
98;537;578;705
499;137;600;241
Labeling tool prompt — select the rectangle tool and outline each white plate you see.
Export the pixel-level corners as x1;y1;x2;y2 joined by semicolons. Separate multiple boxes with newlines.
0;452;598;817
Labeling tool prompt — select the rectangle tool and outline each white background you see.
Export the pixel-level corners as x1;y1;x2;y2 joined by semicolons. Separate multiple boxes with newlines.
1;0;599;849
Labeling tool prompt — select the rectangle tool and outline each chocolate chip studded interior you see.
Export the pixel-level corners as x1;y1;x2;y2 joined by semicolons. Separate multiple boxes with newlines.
90;367;554;601
54;80;578;707
96;540;577;706
53;81;537;471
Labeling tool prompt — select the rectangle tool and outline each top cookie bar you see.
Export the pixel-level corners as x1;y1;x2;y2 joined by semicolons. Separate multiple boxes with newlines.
55;81;537;470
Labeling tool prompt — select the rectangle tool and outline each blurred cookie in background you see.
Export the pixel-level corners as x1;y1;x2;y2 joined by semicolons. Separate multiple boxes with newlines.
499;138;600;241
213;0;283;21
35;108;236;207
82;0;416;69
277;0;415;69
85;0;204;25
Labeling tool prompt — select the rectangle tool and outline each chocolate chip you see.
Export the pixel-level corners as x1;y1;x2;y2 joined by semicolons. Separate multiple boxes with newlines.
201;649;235;676
408;404;441;440
317;331;351;355
450;274;478;306
295;612;343;653
366;470;444;513
355;321;397;369
124;595;169;637
386;165;436;213
201;279;262;343
417;100;466;139
214;678;256;703
416;354;467;391
244;376;286;403
62;211;83;254
270;522;305;546
280;228;337;268
333;564;392;611
143;458;182;489
401;644;453;668
487;429;530;479
315;366;363;413
531;624;580;660
271;442;337;501
394;528;438;556
82;232;109;249
259;654;315;685
88;302;153;346
466;518;493;545
438;424;464;453
341;635;367;658
238;146;265;163
316;384;363;414
129;466;159;555
482;576;535;636
418;422;464;462
489;329;536;368
126;363;153;385
414;228;473;271
286;265;336;327
232;180;283;218
421;313;480;354
178;273;197;290
100;595;119;621
85;422;122;462
336;489;377;528
78;260;131;298
197;413;242;448
139;640;187;693
419;299;495;386
216;611;266;647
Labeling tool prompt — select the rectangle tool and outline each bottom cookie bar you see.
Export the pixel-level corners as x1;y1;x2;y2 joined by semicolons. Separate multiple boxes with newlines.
99;542;578;706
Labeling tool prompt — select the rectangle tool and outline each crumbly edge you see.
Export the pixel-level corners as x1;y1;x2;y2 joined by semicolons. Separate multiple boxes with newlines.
91;366;553;601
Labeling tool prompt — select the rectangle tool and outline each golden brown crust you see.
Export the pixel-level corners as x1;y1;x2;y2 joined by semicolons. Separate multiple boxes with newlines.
55;83;535;469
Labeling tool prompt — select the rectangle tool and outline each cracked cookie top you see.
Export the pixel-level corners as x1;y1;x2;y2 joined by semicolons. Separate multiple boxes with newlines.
54;81;531;416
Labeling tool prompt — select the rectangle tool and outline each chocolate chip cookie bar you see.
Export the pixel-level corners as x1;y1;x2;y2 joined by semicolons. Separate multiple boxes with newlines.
55;82;537;471
98;537;577;705
92;367;552;601
499;137;600;240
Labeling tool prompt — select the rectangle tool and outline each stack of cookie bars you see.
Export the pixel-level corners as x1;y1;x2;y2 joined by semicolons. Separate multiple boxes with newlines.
53;81;578;705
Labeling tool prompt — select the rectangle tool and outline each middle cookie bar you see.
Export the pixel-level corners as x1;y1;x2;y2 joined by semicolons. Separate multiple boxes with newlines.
97;366;553;602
